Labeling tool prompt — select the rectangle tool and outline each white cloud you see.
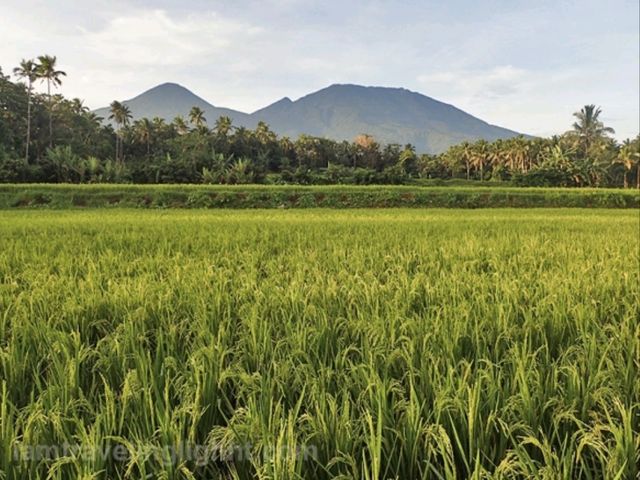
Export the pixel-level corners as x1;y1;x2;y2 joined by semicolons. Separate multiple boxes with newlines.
418;66;529;100
416;65;638;139
80;10;261;67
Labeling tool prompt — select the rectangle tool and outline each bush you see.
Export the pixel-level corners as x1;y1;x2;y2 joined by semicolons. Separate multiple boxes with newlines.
512;168;575;187
0;184;637;209
0;156;27;183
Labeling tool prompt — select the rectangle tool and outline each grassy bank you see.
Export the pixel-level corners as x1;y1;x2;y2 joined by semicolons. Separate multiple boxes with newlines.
0;183;638;208
1;209;638;478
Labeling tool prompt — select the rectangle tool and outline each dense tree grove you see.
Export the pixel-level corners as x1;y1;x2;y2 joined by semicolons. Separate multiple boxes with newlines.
1;59;639;187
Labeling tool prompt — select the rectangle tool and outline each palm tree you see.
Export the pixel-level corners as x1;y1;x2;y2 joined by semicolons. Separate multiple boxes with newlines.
151;117;166;132
173;116;188;135
614;139;640;188
616;140;632;188
108;101;132;162
13;59;39;165
470;140;490;180
188;106;206;130
279;136;294;157
214;116;233;137
510;136;531;172
134;118;154;157
232;126;250;157
254;121;277;145
460;141;473;180
488;139;505;171
36;55;66;148
571;105;615;153
70;98;88;115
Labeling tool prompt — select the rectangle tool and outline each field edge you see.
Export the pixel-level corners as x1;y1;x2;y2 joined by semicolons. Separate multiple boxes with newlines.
0;184;638;209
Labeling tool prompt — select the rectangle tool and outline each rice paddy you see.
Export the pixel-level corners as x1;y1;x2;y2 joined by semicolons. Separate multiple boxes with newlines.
0;209;638;479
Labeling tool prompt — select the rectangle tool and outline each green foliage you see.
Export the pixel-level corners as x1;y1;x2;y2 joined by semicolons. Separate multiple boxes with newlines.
0;209;638;478
0;184;637;209
0;153;27;183
46;145;81;182
513;168;574;187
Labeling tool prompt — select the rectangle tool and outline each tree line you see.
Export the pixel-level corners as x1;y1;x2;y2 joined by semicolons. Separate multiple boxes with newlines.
1;56;639;187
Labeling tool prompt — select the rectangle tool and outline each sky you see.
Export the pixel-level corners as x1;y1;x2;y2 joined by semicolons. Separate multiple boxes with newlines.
1;0;638;139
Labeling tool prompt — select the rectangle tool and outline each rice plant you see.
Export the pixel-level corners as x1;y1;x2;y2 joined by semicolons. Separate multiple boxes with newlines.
0;209;637;479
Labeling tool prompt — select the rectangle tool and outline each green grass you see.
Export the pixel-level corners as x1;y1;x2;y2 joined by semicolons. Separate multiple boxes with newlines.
0;184;638;209
0;209;638;479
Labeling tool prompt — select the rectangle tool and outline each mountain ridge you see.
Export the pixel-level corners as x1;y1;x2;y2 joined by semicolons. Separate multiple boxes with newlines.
93;82;524;153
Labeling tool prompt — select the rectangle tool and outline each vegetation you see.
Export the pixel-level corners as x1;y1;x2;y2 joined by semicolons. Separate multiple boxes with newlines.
1;58;639;187
0;184;638;209
0;209;637;479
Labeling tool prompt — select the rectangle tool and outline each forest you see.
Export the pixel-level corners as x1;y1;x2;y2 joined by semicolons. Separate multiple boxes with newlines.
1;56;639;187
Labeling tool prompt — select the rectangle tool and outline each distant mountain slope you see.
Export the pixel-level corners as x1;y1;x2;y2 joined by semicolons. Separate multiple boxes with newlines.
94;83;524;153
93;83;251;126
252;84;522;153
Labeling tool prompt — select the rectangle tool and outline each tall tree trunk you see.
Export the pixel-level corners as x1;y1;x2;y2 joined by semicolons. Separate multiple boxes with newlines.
623;170;628;189
25;82;31;166
48;79;53;149
465;160;470;180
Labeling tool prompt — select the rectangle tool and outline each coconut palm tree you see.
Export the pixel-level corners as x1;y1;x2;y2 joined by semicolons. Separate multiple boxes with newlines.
470;140;490;180
614;139;640;188
510;136;531;172
70;98;88;115
134;118;154;157
214;116;233;137
173;116;189;136
108;101;132;162
488;139;505;170
188;106;206;130
232;126;250;157
459;141;473;180
36;55;66;148
571;105;615;153
13;59;39;165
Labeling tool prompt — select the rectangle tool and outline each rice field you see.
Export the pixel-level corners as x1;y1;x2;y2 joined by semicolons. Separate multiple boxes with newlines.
0;209;638;479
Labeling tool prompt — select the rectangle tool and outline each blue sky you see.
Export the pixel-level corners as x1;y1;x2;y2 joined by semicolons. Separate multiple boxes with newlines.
2;0;638;139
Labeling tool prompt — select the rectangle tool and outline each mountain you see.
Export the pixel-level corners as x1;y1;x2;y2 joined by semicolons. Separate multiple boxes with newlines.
94;83;524;153
251;84;522;153
93;83;251;126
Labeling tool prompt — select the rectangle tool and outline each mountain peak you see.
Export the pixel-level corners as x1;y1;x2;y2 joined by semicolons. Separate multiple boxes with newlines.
271;96;292;105
133;82;199;99
251;96;292;115
154;82;185;89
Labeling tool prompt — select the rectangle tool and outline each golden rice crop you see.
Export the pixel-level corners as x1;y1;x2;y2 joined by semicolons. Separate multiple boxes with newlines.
0;209;638;479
